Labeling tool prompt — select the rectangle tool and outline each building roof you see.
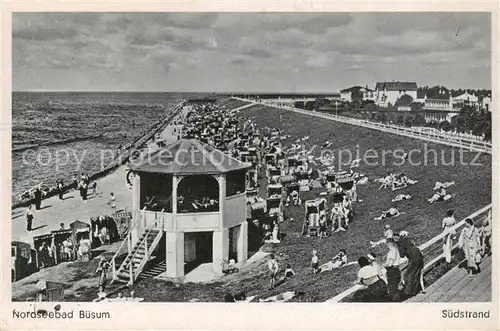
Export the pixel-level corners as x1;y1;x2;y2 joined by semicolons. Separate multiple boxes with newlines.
340;86;364;93
129;139;251;175
375;82;418;91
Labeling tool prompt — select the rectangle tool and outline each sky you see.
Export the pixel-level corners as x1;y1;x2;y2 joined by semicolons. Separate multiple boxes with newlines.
12;12;491;92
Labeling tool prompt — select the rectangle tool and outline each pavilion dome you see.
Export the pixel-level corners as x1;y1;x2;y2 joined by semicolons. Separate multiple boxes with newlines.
129;139;251;175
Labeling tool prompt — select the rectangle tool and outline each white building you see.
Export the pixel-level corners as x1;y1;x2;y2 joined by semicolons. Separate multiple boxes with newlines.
374;82;418;107
340;86;364;102
481;96;491;111
452;92;479;108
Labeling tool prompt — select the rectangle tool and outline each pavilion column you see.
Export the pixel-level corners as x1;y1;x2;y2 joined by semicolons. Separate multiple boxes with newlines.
165;231;185;279
172;175;179;230
218;175;226;229
237;222;248;265
131;173;141;246
212;229;229;275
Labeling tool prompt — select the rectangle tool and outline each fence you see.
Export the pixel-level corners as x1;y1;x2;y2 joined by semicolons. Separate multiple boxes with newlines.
232;98;492;154
326;204;491;302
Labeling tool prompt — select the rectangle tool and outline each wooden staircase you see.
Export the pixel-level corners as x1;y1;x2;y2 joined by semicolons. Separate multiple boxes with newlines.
138;261;167;280
110;207;164;285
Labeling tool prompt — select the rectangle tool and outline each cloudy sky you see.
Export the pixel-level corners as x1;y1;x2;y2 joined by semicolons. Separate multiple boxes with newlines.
13;12;491;92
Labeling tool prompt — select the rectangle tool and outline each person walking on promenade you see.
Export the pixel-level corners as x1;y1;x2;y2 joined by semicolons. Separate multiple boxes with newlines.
383;238;401;301
480;210;492;257
82;182;88;201
458;218;481;277
26;205;34;231
441;210;457;263
34;187;42;210
90;181;98;196
108;192;116;213
395;232;424;299
72;174;78;190
57;180;65;200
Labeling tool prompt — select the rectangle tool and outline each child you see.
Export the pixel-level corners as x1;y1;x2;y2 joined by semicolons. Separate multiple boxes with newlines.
282;264;295;281
311;250;319;274
267;254;279;289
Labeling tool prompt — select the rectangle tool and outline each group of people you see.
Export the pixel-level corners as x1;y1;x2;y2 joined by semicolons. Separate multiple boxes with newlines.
442;209;492;276
354;230;424;302
72;173;98;201
378;172;417;191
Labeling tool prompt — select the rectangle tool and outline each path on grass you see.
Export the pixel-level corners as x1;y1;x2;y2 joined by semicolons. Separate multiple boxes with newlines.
232;98;492;154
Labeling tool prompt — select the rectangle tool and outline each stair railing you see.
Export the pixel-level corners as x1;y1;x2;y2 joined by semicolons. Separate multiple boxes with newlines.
127;225;161;284
111;206;146;281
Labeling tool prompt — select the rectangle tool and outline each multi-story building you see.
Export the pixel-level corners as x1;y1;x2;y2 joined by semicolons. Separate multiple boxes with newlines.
374;81;418;107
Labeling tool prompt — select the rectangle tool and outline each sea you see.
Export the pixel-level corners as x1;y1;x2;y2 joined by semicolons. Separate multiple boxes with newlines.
11;92;199;203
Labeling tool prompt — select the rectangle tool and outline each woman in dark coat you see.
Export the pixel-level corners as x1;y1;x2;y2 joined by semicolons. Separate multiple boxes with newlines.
395;233;424;299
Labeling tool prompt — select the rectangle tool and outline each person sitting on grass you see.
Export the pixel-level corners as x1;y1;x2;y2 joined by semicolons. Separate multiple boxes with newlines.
391;174;409;190
259;291;304;302
434;181;455;190
374;207;401;221
370;224;394;247
367;252;387;284
291;190;301;205
280;264;295;282
318;249;348;273
331;204;347;232
428;188;453;204
392;193;412;202
379;173;395;189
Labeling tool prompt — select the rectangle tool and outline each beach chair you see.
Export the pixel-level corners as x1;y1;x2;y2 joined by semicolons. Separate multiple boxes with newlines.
302;200;320;236
267;184;284;200
266;196;283;223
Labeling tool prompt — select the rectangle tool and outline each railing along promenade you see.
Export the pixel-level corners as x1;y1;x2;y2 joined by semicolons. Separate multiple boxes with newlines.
232;98;492;155
327;204;491;302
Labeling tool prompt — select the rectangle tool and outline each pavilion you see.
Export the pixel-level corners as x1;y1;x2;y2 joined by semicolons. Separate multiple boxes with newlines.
128;139;252;280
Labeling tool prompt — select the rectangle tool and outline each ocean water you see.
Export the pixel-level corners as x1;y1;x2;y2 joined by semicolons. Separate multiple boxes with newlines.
12;92;193;202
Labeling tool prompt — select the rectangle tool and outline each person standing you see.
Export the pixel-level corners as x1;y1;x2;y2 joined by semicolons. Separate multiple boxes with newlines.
458;218;481;276
34;188;42;210
72;174;78;190
26;205;34;231
38;241;49;268
480;210;492;256
310;249;319;274
395;232;424;299
267;254;279;290
442;210;457;263
57;180;65;200
90;181;98;196
82;182;88;201
62;238;73;262
96;257;111;293
383;238;401;301
108;192;116;213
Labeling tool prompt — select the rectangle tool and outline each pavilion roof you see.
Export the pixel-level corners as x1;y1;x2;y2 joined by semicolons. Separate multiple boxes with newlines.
129;139;251;175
